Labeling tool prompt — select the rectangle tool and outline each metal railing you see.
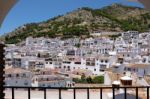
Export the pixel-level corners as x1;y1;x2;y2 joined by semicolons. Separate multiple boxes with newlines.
4;86;150;99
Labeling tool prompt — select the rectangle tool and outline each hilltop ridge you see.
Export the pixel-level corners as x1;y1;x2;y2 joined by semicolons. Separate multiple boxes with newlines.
2;3;150;44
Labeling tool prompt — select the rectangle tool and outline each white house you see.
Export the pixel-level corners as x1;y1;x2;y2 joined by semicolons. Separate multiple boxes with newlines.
5;68;32;87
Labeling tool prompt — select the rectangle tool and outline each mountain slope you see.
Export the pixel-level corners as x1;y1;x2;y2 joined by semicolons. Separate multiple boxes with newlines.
3;3;150;44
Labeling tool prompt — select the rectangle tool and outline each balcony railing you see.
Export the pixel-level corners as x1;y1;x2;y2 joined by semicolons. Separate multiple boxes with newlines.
4;86;150;99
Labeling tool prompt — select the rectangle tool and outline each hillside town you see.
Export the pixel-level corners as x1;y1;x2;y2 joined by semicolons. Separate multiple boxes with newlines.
4;31;150;88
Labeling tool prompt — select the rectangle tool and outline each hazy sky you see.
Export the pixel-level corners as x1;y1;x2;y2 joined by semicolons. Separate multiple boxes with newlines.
0;0;143;35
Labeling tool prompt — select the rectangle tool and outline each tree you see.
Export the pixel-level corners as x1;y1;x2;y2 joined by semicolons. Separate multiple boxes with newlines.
75;43;80;48
92;76;104;84
86;76;93;83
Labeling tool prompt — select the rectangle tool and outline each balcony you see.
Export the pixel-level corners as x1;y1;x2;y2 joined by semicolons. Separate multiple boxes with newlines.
4;86;150;99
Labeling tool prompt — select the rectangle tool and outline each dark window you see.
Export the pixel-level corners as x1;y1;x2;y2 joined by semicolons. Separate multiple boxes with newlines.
94;69;96;71
8;74;11;77
16;74;19;77
75;62;81;64
127;68;131;71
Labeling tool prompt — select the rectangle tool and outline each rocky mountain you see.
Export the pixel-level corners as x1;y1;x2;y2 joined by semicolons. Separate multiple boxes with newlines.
2;3;150;44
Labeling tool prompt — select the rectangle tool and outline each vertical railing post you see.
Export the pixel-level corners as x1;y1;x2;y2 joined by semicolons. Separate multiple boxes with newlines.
0;44;5;99
124;87;127;99
87;88;90;99
73;89;76;99
12;87;14;99
136;87;138;99
100;88;102;99
112;87;115;99
28;88;30;99
44;88;47;99
59;89;61;99
147;87;149;99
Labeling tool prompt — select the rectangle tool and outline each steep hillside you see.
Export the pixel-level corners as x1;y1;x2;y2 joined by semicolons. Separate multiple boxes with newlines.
2;3;150;44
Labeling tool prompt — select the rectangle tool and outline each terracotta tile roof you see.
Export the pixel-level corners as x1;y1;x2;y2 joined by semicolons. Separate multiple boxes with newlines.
126;64;150;68
5;68;30;74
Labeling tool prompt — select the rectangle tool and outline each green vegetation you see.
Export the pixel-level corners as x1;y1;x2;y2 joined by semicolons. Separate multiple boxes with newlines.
73;75;104;84
75;43;81;48
109;34;121;40
62;26;89;38
3;3;150;44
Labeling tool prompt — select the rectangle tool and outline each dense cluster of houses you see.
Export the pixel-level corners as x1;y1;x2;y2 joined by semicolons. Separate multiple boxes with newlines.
4;31;150;87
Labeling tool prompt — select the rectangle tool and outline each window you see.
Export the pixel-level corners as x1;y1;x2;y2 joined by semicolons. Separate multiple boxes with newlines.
16;74;19;77
101;60;103;63
75;62;81;64
105;60;108;63
127;68;131;71
22;74;26;77
8;74;11;77
143;59;146;63
94;69;96;71
64;66;66;69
